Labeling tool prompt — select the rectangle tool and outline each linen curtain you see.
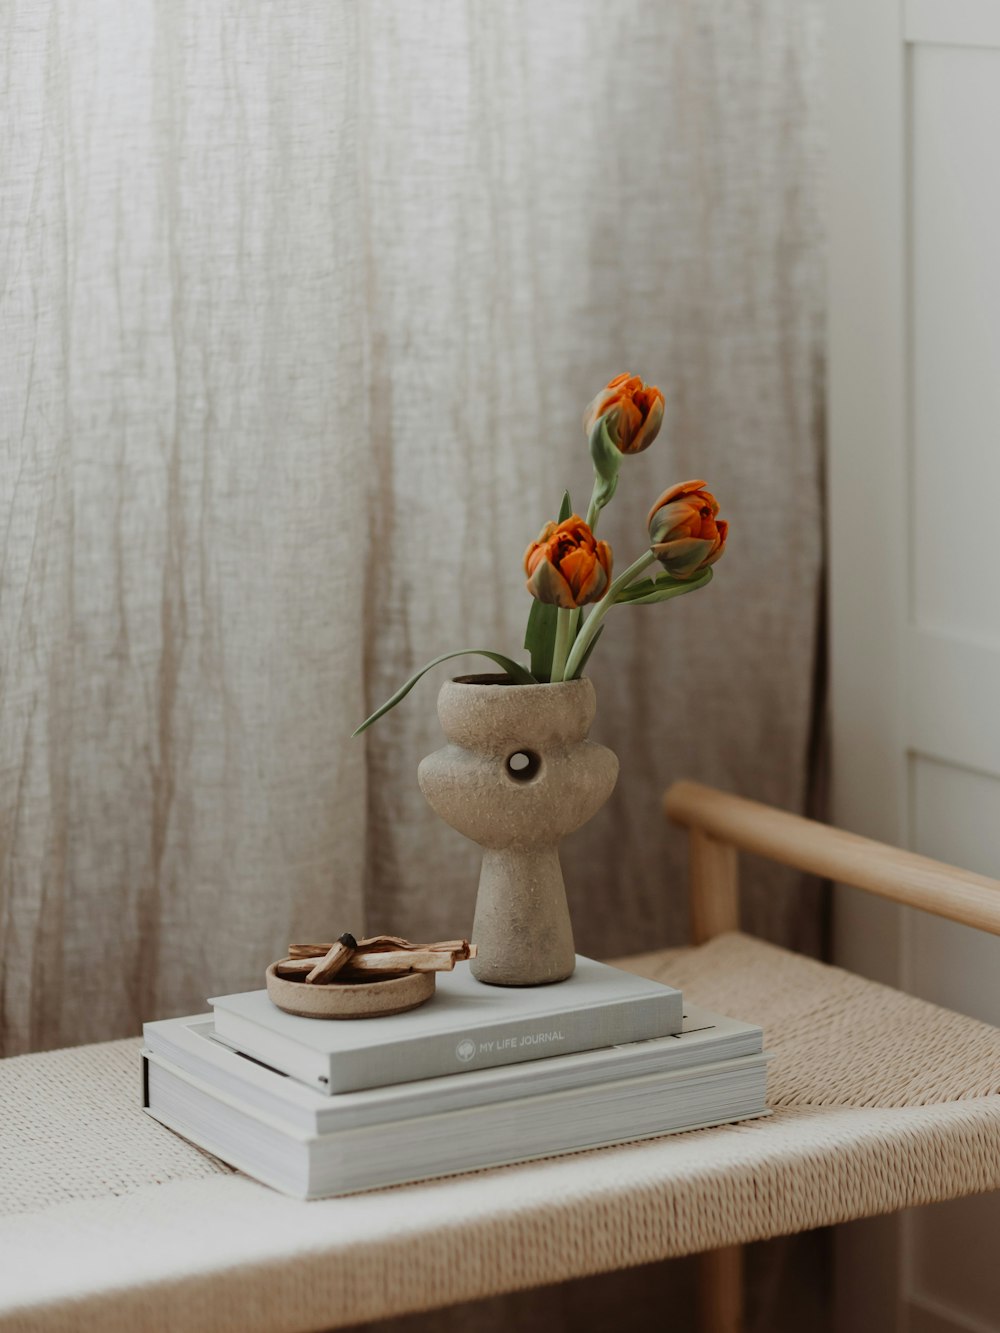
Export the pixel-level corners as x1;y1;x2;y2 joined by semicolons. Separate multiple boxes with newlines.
2;0;824;1051
3;1;825;1328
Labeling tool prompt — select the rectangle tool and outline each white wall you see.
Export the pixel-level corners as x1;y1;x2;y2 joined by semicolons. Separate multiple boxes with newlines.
828;1;1000;1329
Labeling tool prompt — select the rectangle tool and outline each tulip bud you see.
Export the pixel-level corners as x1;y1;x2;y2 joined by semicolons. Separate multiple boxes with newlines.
584;373;665;456
524;516;613;609
647;480;728;579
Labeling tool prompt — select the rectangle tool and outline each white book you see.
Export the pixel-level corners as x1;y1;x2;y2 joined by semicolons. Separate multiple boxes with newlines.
143;1047;770;1199
209;956;683;1094
143;1004;764;1135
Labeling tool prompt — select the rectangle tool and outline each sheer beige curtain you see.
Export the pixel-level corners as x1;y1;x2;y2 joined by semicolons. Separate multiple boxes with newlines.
3;3;825;1329
1;0;824;1068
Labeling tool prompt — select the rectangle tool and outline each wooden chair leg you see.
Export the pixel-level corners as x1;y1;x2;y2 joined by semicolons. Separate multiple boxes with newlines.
698;1245;744;1333
689;827;740;944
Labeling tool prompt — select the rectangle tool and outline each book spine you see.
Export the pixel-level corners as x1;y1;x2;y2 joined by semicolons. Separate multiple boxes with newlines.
326;992;683;1093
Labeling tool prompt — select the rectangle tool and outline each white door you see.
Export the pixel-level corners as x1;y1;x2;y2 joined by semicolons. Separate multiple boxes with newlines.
829;0;1000;1330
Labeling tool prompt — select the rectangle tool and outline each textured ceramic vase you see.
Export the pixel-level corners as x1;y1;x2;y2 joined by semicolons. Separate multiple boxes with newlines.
417;674;619;986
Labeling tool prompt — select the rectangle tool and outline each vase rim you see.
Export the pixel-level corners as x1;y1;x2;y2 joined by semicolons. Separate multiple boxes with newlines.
450;672;590;689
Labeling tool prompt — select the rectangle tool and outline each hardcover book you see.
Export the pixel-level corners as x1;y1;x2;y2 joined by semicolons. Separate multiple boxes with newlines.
209;955;683;1093
142;1043;770;1199
144;1003;764;1134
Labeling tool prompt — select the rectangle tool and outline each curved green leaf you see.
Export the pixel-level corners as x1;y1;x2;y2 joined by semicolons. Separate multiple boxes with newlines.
613;577;658;602
616;568;714;605
353;651;538;736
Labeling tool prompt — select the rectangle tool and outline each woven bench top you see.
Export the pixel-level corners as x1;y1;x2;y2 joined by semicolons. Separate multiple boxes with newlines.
2;932;998;1333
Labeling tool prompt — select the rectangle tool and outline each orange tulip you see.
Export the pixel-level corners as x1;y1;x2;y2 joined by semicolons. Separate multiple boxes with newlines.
647;480;728;579
524;516;613;609
583;372;665;455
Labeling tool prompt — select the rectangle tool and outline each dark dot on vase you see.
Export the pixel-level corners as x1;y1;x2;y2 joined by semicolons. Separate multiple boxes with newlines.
506;750;542;782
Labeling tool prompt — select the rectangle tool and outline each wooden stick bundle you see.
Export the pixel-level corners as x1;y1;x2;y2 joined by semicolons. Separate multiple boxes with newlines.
274;935;476;984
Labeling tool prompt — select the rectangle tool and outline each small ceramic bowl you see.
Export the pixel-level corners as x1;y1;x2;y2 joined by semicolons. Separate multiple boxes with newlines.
265;962;435;1019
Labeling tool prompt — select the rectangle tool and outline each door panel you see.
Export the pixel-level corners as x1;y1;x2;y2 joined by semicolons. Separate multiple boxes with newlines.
907;758;1000;1024
911;43;1000;644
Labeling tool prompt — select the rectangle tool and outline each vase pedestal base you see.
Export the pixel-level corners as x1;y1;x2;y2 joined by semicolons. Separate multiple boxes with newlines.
470;847;575;987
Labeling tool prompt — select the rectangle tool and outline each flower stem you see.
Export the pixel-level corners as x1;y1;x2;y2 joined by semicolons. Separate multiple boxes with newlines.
565;479;607;648
550;607;573;683
563;551;658;681
585;477;602;530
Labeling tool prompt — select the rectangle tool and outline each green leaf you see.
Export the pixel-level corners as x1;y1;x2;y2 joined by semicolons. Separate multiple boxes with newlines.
523;599;558;681
568;623;605;679
614;577;659;602
616;568;714;605
353;651;537;735
523;490;573;680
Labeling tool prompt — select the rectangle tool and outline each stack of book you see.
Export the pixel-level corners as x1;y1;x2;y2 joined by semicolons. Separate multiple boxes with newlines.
142;955;768;1199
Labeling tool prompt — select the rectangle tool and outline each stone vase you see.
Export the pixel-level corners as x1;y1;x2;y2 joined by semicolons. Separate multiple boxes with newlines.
417;674;619;986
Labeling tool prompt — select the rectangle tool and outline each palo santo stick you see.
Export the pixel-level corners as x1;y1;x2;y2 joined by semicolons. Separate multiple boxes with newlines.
346;949;460;974
287;938;412;958
274;958;319;977
357;936;471;954
289;937;474;959
305;933;357;984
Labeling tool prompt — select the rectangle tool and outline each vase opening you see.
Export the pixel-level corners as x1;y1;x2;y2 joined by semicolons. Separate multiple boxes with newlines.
452;673;520;686
451;672;589;690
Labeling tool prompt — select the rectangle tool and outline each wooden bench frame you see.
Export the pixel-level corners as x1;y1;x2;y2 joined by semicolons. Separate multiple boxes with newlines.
5;780;998;1333
663;779;1000;1333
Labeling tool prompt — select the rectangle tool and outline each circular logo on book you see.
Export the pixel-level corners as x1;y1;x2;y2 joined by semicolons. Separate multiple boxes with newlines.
455;1038;477;1063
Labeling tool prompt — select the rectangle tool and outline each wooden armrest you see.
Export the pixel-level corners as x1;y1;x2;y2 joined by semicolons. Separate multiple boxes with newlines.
665;778;1000;1333
665;779;1000;940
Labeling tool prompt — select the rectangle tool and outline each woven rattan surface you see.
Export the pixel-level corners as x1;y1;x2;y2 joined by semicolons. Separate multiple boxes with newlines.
2;933;998;1332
